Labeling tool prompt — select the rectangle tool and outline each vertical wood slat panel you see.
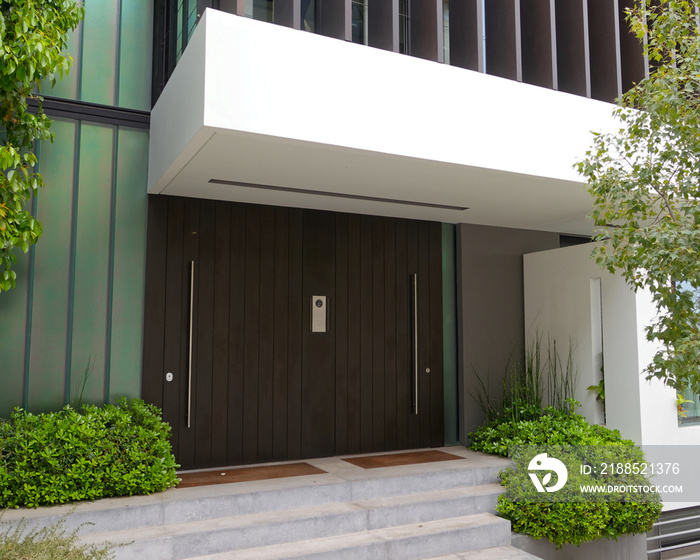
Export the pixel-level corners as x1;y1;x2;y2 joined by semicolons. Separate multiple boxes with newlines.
359;216;374;452
272;208;290;461
335;214;349;456
417;221;432;448
383;218;398;451
405;220;419;449
346;214;362;454
371;217;386;451
394;219;409;450
177;200;200;469
194;201;216;467
369;0;399;52
257;207;276;463
485;0;521;80
301;210;336;458
242;206;261;464
520;0;555;88
318;0;351;40
409;0;443;62
218;0;245;16
587;0;621;102
428;223;445;448
286;208;304;460
449;0;483;71
142;197;168;409
145;199;447;467
274;0;301;29
161;198;185;462
226;203;246;466
555;0;590;96
618;0;645;92
211;202;231;467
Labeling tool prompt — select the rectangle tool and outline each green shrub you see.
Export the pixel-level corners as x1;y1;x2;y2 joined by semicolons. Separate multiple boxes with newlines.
470;404;628;457
0;398;179;508
469;405;662;549
0;517;115;560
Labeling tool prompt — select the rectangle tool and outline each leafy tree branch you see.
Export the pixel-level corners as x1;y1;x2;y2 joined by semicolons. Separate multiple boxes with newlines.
578;0;700;393
0;0;84;292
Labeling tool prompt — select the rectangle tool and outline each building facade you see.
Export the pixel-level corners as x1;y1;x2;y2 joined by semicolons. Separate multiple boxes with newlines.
1;0;666;471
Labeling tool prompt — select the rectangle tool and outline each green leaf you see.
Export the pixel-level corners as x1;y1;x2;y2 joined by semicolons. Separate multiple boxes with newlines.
0;0;83;294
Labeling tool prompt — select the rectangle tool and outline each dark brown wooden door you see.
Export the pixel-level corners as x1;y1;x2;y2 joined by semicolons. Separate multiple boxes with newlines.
142;196;444;470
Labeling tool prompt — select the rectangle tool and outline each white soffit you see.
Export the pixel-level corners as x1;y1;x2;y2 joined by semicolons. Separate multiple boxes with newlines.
148;9;619;234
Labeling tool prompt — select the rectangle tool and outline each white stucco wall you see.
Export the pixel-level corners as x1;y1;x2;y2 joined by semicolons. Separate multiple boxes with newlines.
523;243;700;448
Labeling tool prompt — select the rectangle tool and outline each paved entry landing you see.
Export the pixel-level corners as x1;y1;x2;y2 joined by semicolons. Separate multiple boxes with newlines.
178;449;466;488
2;446;543;560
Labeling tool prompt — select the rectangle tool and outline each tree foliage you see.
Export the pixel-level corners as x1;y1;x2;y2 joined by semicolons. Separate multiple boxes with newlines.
0;0;84;292
577;0;700;393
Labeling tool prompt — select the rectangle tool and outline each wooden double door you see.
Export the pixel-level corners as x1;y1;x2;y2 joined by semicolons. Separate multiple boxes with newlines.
142;196;444;470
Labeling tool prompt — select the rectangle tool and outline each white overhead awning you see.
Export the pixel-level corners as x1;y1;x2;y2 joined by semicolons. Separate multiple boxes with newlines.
148;8;617;234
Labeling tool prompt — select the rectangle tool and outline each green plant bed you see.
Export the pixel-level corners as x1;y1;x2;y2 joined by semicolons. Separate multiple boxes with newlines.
0;398;179;508
470;406;662;549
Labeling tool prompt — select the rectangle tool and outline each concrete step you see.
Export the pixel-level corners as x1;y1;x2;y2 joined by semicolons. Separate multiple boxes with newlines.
181;513;511;560
3;448;524;560
79;484;505;559
425;546;544;559
4;448;508;538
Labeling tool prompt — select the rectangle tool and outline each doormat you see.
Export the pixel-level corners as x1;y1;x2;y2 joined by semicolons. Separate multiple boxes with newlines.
342;450;465;469
177;462;327;489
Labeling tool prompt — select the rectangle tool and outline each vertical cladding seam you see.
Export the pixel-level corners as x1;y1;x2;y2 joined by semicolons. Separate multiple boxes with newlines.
114;0;123;107
76;9;85;102
63;0;86;404
64;122;82;405
22;144;41;410
103;0;124;402
104;127;120;404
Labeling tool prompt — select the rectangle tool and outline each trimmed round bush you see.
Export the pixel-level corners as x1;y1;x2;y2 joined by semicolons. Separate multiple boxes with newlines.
0;398;179;508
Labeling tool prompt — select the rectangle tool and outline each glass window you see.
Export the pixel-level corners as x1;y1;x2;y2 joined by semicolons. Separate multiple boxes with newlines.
351;0;367;45
680;388;700;424
302;0;315;32
245;0;273;22
399;0;409;54
443;0;449;64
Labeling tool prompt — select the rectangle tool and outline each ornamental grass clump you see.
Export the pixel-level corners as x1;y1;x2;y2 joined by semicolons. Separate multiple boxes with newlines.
0;398;179;509
0;517;115;560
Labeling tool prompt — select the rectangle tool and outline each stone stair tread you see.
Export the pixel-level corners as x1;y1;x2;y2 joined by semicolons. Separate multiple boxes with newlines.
358;483;504;509
4;450;508;538
181;513;510;560
79;501;367;545
79;483;504;547
14;449;516;560
424;546;545;559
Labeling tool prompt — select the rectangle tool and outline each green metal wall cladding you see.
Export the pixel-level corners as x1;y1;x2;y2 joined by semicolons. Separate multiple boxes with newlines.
0;0;151;416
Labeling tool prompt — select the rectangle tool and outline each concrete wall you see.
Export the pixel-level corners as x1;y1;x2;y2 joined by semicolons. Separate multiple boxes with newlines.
456;223;560;441
523;243;700;448
511;533;646;560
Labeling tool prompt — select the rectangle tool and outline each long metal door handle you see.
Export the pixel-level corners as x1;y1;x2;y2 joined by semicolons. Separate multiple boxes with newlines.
187;261;195;428
411;273;419;415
